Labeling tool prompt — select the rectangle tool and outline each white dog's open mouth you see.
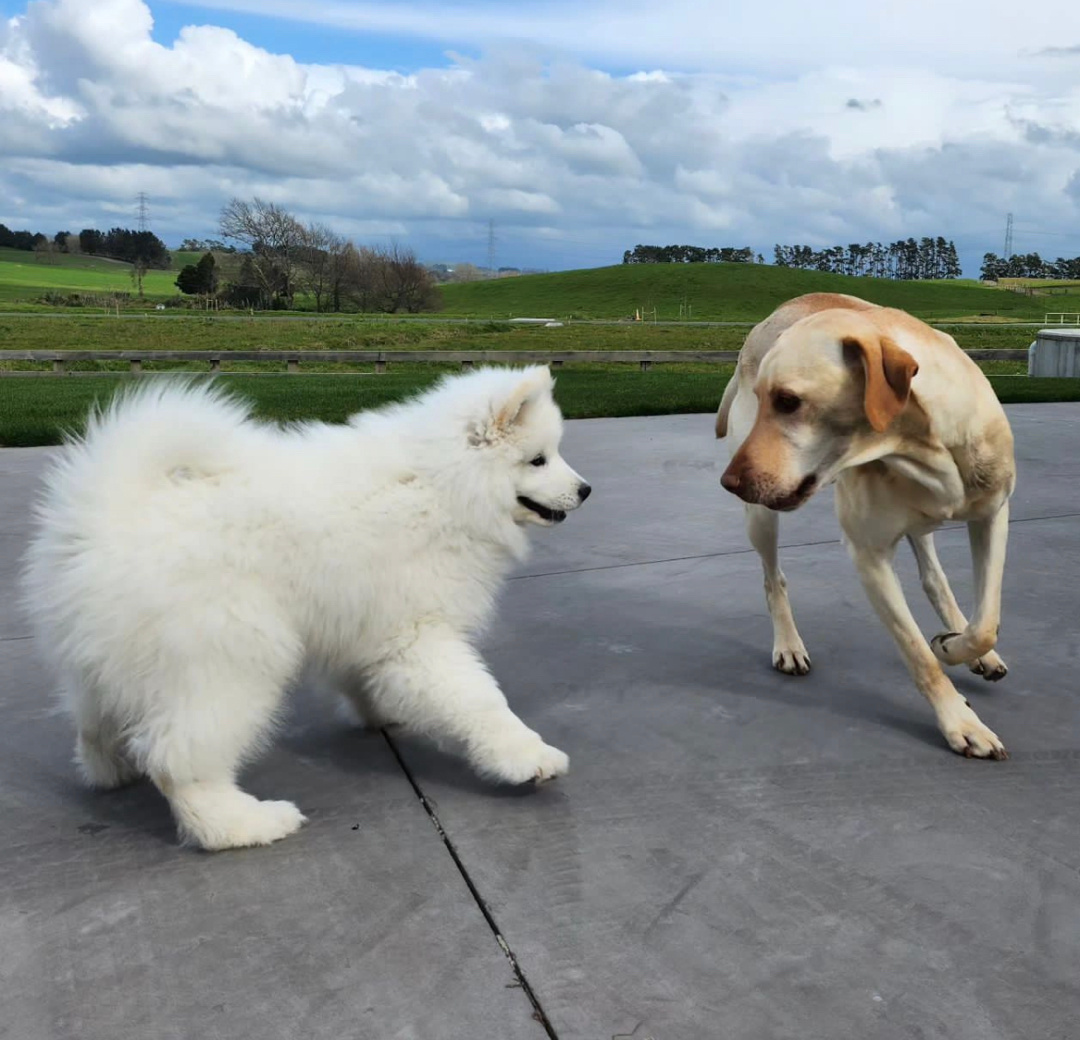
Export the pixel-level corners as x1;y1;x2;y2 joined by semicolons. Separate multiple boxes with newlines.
517;495;567;523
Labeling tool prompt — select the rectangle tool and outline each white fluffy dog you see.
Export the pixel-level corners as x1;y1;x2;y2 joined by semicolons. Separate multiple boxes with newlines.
21;366;590;851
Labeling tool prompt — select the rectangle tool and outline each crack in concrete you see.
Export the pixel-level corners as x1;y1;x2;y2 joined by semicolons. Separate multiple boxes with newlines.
381;730;560;1039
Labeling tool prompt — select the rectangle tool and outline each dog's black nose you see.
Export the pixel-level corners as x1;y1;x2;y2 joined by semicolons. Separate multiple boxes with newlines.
578;483;592;502
721;470;740;492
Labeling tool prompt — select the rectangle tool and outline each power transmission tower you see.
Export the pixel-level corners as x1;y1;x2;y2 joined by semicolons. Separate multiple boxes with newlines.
487;219;496;279
136;192;150;233
1003;212;1014;260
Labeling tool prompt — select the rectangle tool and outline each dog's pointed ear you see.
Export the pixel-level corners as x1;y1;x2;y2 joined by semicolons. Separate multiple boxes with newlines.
843;335;918;433
493;366;553;431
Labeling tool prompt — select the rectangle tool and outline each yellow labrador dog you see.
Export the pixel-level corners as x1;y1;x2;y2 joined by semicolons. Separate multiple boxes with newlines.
717;293;1014;759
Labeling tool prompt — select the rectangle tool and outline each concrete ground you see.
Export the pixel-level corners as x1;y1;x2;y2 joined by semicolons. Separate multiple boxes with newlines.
2;405;1079;1040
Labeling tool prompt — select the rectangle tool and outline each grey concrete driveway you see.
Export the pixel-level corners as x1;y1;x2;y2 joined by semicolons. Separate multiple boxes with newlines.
2;405;1079;1040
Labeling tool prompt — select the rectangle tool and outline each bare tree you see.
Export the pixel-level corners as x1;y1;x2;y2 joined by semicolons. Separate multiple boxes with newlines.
340;246;380;312
33;239;59;265
219;197;305;308
297;222;353;312
366;243;441;313
449;262;484;283
130;258;147;297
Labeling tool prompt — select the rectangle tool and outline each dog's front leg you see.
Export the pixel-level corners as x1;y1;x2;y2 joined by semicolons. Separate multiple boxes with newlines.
930;501;1009;672
907;532;1008;681
366;627;568;783
847;540;1007;760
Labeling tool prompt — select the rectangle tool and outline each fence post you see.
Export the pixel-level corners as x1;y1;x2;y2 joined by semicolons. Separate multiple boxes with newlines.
52;359;66;375
129;358;142;374
375;358;387;374
287;359;299;374
551;359;564;370
461;359;474;370
209;358;221;373
640;359;652;372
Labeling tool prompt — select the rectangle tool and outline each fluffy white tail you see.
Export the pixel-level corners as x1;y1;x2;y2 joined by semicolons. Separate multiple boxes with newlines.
38;380;254;520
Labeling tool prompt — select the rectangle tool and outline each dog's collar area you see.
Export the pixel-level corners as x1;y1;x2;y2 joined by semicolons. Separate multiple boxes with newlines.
517;495;566;523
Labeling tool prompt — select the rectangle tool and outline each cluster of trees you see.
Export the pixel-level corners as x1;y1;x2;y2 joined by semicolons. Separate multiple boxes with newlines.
179;237;237;253
774;238;962;280
979;252;1080;281
0;223;51;252
76;228;170;269
622;239;963;279
0;221;170;270
623;244;759;264
174;198;440;313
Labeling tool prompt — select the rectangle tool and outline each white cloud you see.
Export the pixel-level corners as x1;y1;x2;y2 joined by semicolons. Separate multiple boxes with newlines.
0;0;1078;270
173;0;1080;79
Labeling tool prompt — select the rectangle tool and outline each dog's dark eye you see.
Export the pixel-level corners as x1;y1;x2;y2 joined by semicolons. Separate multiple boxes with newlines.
530;454;547;467
773;391;802;415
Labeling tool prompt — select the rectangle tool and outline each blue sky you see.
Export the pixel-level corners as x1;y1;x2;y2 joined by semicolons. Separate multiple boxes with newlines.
0;0;470;69
2;0;1078;273
159;2;468;72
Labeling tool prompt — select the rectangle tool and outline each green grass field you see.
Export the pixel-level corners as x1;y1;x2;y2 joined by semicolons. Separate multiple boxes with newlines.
439;264;1080;321
2;370;1076;448
1;259;1076;440
0;311;1038;367
0;247;179;304
5;250;1080;319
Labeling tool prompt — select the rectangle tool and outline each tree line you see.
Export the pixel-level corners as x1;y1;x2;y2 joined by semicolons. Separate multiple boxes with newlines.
0;222;170;268
623;237;964;280
773;238;961;280
174;198;440;313
622;244;761;264
979;252;1080;281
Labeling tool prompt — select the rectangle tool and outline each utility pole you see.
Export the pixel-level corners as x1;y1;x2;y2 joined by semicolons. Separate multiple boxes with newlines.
487;219;496;279
1003;212;1014;260
136;192;150;233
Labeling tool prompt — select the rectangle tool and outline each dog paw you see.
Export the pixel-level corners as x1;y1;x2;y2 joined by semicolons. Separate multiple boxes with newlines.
188;798;308;852
76;744;141;790
969;651;1008;682
473;733;569;785
937;701;1007;761
930;631;963;665
773;646;811;675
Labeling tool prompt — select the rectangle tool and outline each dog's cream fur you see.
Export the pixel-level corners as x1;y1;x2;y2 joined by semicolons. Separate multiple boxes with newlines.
717;293;1015;759
21;366;590;850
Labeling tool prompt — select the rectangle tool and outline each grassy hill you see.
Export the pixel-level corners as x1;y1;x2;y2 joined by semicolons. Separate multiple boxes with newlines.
439;263;1080;321
6;248;1080;320
0;247;178;304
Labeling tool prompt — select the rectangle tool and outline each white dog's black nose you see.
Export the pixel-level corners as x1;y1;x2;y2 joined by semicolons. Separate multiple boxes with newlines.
578;483;592;502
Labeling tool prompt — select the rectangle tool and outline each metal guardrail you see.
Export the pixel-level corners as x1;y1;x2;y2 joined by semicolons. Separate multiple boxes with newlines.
0;348;1028;376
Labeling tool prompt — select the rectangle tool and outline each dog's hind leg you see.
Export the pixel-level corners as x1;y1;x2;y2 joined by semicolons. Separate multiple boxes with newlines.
930;502;1010;677
907;532;1007;681
66;674;140;790
366;626;568;784
133;660;306;851
335;668;401;730
746;503;810;675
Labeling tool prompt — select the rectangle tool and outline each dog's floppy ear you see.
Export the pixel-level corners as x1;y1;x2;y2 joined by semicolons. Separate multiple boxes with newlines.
493;366;554;432
842;334;918;433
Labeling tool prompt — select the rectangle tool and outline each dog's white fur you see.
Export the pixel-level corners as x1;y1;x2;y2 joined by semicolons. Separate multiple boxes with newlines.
21;366;589;850
717;293;1015;759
